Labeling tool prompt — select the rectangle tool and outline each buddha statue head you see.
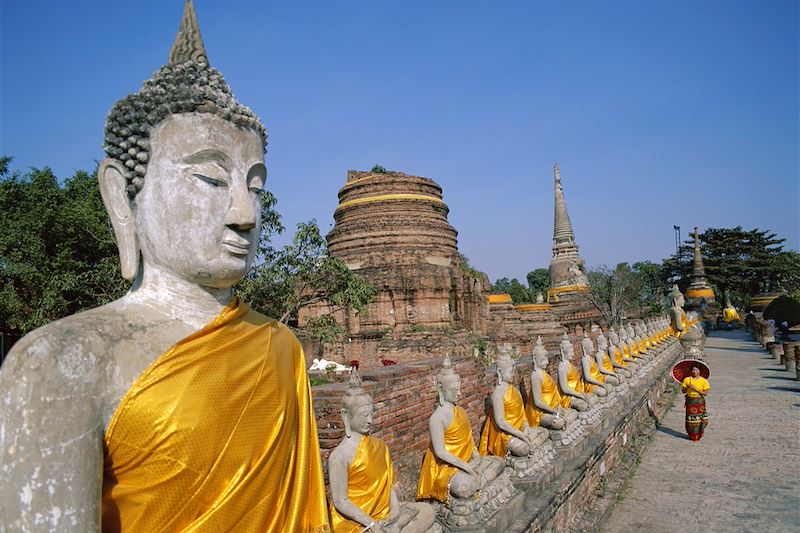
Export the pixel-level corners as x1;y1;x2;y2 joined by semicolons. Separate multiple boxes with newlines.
581;330;593;358
341;370;374;438
532;336;549;370
626;324;636;339
436;355;461;406
559;332;573;362
98;0;267;288
669;284;685;309
608;326;620;345
596;331;608;352
495;347;515;384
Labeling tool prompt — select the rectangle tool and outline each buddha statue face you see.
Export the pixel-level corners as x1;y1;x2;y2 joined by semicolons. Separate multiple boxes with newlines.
131;113;265;288
496;359;515;384
342;397;374;436
438;374;462;405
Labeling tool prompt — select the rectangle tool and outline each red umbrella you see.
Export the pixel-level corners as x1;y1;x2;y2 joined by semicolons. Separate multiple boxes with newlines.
671;359;710;383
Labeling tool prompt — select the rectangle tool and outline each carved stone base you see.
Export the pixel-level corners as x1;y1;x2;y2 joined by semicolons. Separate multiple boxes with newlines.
578;402;603;432
505;439;556;480
549;418;585;448
435;471;523;532
426;524;443;533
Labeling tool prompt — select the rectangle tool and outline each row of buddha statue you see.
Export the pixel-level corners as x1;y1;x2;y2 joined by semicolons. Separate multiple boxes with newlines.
328;317;679;531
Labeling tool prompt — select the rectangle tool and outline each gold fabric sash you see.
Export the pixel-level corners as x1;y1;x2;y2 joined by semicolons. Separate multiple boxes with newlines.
561;363;584;407
416;406;474;502
614;347;627;367
101;298;329;532
329;436;394;533
601;352;615;373
584;359;606;393
525;371;562;427
478;384;525;457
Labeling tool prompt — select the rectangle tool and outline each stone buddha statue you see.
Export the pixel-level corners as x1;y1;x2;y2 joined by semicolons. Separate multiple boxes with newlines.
526;337;581;440
557;334;597;412
628;323;647;356
329;371;435;533
609;326;638;370
417;356;504;503
589;331;621;385
579;331;609;397
0;3;329;531
479;349;549;458
669;284;705;358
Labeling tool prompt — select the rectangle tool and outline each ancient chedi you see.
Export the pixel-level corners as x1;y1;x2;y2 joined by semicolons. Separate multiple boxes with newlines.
683;227;720;320
546;164;602;329
299;169;490;365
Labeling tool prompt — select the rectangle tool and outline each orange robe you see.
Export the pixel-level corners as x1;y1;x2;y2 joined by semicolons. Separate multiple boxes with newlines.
417;406;475;502
613;347;628;367
101;298;329;533
583;358;606;393
479;384;526;457
525;371;562;427
560;363;585;408
329;436;394;533
600;351;615;373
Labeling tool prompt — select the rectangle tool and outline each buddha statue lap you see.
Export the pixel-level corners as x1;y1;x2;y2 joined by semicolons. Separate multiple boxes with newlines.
526;337;583;447
0;3;330;531
417;356;519;530
329;371;437;533
479;349;554;479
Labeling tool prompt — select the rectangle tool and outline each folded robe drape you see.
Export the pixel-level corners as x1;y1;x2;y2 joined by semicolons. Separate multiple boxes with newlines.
329;436;394;533
479;384;526;457
101;298;329;532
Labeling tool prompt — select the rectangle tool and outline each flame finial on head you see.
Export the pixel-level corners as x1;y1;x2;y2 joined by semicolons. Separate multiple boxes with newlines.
169;0;208;65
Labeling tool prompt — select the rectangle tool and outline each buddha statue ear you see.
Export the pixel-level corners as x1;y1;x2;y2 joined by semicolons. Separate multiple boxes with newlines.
341;407;352;438
98;158;140;280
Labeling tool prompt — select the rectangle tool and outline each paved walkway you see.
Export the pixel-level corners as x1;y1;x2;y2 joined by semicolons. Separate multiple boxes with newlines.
602;329;800;532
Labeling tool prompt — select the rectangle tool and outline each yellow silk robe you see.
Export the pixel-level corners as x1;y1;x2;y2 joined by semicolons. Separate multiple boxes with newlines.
583;358;606;393
101;298;329;533
478;384;526;457
525;371;562;427
637;339;647;354
601;351;615;373
560;363;585;408
613;347;627;367
417;406;474;502
329;436;394;533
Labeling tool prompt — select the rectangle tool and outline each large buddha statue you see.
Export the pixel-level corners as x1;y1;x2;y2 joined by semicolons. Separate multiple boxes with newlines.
479;349;548;458
329;371;435;533
556;334;597;412
669;284;705;358
0;3;329;531
417;356;504;503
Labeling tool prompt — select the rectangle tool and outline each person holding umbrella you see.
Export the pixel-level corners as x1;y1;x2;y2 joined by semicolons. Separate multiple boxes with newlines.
681;366;710;441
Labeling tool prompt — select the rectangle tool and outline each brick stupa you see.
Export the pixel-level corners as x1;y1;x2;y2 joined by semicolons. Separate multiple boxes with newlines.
546;164;602;329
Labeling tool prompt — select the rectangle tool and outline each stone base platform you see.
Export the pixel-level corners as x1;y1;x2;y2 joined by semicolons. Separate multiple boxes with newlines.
505;438;557;481
434;471;524;532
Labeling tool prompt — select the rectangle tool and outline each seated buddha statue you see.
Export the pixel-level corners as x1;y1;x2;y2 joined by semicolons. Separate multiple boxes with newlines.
0;4;328;530
556;334;598;412
628;323;647;356
417;356;504;503
329;371;435;533
526;337;579;431
601;330;631;377
479;349;549;458
592;332;623;384
613;326;639;366
579;332;608;397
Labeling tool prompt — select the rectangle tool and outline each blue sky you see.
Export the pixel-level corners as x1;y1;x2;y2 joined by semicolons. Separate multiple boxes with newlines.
2;0;798;282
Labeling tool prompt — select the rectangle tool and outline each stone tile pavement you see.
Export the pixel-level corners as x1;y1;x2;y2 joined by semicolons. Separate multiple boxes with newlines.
601;329;800;532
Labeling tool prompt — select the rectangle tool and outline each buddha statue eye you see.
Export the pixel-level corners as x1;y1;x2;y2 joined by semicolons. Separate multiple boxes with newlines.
193;173;227;188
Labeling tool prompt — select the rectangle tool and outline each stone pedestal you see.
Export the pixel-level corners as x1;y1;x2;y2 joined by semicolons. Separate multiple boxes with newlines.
505;438;557;481
434;471;524;532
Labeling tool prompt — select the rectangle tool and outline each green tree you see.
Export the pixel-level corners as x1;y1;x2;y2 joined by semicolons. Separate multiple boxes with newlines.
526;268;549;300
490;277;533;304
0;158;127;334
236;206;376;342
585;263;644;326
661;226;800;307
